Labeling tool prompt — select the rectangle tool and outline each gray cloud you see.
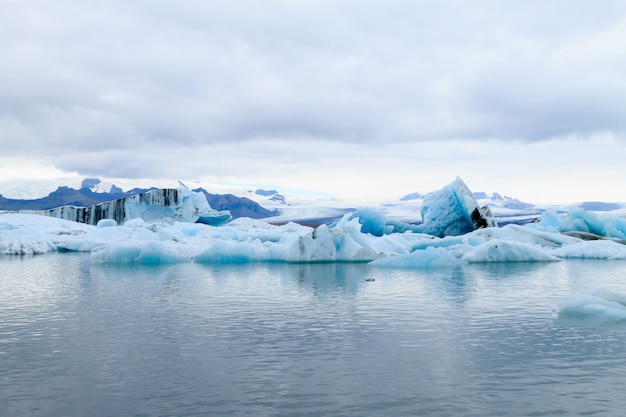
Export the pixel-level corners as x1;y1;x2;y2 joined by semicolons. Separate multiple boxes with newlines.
2;0;626;181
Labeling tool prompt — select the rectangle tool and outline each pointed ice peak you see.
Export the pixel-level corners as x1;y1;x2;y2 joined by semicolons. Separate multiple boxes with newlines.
419;176;497;237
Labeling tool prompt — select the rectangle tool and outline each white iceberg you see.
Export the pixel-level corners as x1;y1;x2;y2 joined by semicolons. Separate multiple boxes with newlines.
461;239;560;263
549;240;626;260
370;246;461;268
558;288;626;322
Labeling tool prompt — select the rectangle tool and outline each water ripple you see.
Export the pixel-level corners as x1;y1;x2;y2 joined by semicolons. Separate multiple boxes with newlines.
2;256;626;416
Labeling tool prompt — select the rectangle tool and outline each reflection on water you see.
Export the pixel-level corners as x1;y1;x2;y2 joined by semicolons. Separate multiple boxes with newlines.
2;255;626;416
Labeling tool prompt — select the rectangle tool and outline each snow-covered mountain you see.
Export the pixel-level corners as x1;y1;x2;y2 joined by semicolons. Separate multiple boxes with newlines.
0;178;276;220
80;178;124;194
0;177;171;200
401;190;534;209
0;178;83;200
248;189;288;205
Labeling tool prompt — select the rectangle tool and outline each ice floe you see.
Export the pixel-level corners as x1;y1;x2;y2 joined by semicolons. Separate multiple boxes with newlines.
0;205;624;265
1;177;625;264
558;288;626;322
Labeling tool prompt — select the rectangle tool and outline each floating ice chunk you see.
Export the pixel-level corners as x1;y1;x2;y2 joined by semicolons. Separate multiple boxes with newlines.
56;217;172;253
97;219;117;228
1;213;90;254
558;288;626;322
370;247;461;268
461;239;560;263
156;226;186;242
418;177;497;237
350;208;393;236
532;210;562;231
347;207;421;236
195;211;233;226
124;218;147;228
134;241;187;263
550;240;626;260
193;221;382;263
90;244;142;263
0;233;57;255
474;223;581;249
6;203;626;265
293;224;338;261
559;206;626;239
194;240;266;263
91;241;186;263
265;223;378;262
532;206;626;240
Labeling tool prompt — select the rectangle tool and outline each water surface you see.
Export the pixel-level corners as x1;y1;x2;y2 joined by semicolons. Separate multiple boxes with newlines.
2;254;626;416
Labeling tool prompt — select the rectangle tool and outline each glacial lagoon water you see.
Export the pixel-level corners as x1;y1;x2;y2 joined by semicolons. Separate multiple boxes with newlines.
2;254;626;417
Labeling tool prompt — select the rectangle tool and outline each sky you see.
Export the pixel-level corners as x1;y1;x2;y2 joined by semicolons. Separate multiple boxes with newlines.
1;0;625;203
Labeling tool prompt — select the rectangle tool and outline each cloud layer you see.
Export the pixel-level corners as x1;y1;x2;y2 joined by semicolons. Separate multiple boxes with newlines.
1;0;626;200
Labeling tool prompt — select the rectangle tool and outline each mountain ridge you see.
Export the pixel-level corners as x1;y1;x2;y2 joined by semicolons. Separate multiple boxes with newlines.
0;182;277;220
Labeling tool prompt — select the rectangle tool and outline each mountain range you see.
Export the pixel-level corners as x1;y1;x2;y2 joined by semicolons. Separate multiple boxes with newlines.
2;178;622;226
400;190;536;210
0;178;277;220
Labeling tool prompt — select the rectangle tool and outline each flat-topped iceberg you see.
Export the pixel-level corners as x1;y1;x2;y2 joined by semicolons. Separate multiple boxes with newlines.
44;185;231;226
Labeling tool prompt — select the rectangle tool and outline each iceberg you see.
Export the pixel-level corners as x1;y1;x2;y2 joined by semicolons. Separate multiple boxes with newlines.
530;206;626;241
370;247;461;268
91;240;187;264
558;288;626;322
1;214;91;255
461;239;560;263
44;185;231;226
347;207;422;236
549;240;626;260
0;207;624;264
418;177;497;237
346;177;496;238
2;176;626;264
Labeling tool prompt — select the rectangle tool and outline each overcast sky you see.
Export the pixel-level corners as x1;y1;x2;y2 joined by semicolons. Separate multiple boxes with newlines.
1;0;625;203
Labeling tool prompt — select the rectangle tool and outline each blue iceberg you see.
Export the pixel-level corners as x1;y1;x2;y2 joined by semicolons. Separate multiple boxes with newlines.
418;177;497;237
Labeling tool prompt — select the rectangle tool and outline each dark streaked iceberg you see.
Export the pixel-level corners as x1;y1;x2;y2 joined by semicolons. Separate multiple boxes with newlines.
44;186;231;226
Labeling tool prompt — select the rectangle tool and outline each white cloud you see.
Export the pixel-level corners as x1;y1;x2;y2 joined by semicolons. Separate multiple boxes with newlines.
1;0;625;202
